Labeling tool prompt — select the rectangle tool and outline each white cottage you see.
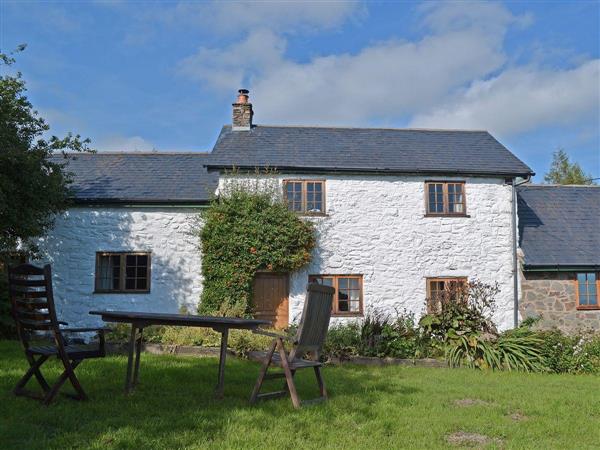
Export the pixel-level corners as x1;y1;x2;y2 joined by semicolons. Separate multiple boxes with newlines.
40;90;534;330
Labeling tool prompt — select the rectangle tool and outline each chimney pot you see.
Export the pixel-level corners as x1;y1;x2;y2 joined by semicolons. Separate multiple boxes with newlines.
232;88;253;130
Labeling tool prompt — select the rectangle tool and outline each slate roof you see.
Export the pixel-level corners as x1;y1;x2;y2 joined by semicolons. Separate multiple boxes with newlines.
517;185;600;268
207;125;534;176
58;152;218;204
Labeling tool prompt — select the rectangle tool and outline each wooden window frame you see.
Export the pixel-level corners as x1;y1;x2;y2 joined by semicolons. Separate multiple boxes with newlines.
426;277;468;313
424;181;468;217
575;272;600;310
283;179;326;215
94;251;152;294
309;274;363;316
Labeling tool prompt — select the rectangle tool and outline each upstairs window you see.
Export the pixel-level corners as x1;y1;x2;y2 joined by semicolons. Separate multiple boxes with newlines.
426;277;468;313
95;252;151;293
309;274;363;316
425;181;466;216
577;272;599;309
284;180;325;214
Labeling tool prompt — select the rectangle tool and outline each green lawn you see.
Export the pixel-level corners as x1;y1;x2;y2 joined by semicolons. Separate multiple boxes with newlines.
1;340;599;449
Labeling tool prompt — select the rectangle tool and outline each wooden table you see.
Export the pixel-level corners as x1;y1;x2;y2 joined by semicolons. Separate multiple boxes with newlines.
89;311;268;397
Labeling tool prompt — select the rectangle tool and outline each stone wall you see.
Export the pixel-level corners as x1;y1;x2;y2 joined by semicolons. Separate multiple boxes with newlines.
36;207;204;328
520;271;600;332
219;173;517;330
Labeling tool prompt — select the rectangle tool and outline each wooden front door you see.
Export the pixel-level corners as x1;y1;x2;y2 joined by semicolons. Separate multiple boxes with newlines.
253;273;289;329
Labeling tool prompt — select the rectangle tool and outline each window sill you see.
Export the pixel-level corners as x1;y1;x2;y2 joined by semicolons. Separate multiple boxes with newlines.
424;214;470;218
94;290;151;294
576;306;600;311
332;313;363;318
297;212;328;217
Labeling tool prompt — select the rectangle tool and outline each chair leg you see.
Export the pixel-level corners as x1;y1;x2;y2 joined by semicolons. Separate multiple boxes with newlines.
43;360;83;405
250;340;277;404
277;340;301;409
314;366;327;399
14;355;49;397
27;354;51;393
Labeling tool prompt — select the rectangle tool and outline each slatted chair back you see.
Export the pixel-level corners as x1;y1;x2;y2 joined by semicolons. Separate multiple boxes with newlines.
292;283;336;359
8;264;60;349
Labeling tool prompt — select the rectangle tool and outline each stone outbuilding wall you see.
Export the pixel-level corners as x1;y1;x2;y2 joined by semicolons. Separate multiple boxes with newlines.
520;271;600;332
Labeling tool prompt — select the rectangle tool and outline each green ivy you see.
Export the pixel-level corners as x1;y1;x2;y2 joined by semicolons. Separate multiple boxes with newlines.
196;174;316;316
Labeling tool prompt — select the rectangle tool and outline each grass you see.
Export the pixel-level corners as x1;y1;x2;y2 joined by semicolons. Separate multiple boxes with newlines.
1;340;599;449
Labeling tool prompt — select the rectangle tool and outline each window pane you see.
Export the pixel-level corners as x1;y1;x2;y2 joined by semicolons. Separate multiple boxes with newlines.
589;273;596;283
125;278;135;289
97;255;113;290
349;290;360;300
338;278;349;289
137;279;147;290
579;283;589;305
577;273;587;283
307;183;314;192
137;267;146;278
338;290;349;300
350;278;359;289
350;302;360;312
589;283;597;305
137;255;148;266
126;267;135;277
126;255;135;266
315;183;322;192
338;301;349;312
322;278;334;287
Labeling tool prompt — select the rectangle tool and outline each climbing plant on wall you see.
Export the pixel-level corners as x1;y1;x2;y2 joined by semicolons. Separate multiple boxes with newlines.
196;172;316;316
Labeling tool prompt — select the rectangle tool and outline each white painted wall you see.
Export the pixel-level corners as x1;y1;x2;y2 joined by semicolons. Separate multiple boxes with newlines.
220;174;516;330
40;174;516;331
36;207;204;327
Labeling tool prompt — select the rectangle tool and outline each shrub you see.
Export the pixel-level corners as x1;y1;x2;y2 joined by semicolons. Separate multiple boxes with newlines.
106;323;274;357
532;329;600;374
419;280;499;344
195;171;316;316
323;322;361;360
322;308;437;360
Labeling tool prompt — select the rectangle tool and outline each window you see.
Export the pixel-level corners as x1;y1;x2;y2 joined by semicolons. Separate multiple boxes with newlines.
95;252;151;293
426;277;468;313
425;181;466;216
283;180;325;214
309;274;363;315
576;272;599;309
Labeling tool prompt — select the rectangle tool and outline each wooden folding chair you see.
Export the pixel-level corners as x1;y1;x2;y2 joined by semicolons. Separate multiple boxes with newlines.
8;263;108;405
250;283;335;408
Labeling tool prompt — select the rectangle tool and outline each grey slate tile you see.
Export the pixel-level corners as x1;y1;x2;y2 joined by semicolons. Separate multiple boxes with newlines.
517;185;600;267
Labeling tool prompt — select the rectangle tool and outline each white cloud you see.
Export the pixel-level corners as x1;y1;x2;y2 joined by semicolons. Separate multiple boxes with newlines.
155;0;363;34
177;1;599;137
410;60;600;135
178;29;286;91
95;135;155;152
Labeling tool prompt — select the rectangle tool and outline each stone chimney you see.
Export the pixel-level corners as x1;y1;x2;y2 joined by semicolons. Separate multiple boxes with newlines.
232;89;253;130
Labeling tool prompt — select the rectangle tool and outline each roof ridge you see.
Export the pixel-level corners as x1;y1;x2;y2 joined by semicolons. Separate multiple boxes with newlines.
223;124;490;133
520;184;600;188
62;151;211;156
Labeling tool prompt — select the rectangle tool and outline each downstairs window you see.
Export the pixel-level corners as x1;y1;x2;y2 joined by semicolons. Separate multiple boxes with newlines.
576;272;599;309
426;277;468;313
309;274;363;316
95;252;151;293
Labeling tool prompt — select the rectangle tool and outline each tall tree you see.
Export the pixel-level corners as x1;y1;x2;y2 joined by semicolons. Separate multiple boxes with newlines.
544;148;596;185
0;47;92;256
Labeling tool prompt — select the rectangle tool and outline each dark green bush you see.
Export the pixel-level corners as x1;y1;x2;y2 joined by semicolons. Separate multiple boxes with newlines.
322;309;437;360
196;173;316;316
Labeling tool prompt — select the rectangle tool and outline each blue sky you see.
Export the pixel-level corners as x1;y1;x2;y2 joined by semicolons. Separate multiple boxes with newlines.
1;0;598;181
